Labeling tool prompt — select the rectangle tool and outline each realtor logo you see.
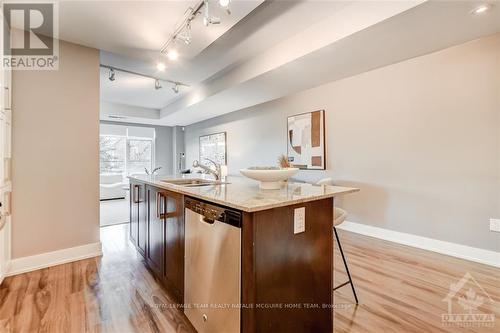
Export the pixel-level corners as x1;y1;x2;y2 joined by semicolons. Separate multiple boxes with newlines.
2;2;59;70
442;272;496;328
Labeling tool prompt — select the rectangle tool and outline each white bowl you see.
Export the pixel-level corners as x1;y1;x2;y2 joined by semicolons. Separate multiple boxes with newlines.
240;168;299;189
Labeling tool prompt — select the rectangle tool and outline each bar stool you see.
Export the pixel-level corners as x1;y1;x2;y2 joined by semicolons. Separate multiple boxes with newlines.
317;178;359;304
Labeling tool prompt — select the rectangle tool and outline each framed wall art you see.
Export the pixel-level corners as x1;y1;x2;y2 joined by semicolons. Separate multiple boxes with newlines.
287;110;326;170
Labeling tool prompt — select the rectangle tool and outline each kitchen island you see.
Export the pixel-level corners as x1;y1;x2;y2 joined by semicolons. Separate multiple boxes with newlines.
129;174;359;332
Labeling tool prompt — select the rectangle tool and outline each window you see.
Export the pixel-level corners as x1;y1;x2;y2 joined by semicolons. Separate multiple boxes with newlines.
127;139;153;176
99;124;155;180
100;136;126;175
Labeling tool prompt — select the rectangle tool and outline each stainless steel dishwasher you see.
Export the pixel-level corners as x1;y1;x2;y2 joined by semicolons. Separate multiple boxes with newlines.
184;197;241;333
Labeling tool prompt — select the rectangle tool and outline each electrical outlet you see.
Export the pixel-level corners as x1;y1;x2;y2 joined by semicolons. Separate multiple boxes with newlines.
294;207;305;234
490;219;500;233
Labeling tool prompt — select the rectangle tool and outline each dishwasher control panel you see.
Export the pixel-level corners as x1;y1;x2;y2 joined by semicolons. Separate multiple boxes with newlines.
185;197;241;228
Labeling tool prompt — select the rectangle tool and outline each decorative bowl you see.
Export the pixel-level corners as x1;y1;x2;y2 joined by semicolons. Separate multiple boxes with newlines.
239;167;299;189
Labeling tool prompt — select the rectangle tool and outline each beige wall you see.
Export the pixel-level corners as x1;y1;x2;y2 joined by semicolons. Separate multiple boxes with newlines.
12;40;100;258
185;34;500;252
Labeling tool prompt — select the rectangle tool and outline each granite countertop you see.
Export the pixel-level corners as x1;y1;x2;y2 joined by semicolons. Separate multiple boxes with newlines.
129;174;359;212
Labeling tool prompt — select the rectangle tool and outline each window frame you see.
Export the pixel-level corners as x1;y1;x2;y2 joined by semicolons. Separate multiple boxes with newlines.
99;129;156;181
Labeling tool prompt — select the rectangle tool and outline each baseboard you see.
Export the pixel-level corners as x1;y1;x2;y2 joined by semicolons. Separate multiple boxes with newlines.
338;221;500;268
6;242;103;277
0;260;11;284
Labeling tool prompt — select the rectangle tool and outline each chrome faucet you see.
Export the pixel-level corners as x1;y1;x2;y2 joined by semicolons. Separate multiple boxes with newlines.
145;166;162;176
193;158;221;180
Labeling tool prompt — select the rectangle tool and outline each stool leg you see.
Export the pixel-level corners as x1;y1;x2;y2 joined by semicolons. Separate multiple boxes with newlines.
334;227;359;304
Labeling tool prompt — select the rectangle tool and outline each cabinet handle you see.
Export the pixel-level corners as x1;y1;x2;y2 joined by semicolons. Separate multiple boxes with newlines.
156;192;165;219
133;185;139;204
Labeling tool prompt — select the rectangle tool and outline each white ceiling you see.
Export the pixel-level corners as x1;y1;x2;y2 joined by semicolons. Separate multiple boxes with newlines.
51;1;500;126
157;0;500;126
58;0;262;63
98;0;349;110
55;0;266;110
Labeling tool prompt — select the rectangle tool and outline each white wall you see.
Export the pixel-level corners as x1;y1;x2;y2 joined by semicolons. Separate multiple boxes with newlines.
185;34;500;252
100;101;160;120
12;40;100;258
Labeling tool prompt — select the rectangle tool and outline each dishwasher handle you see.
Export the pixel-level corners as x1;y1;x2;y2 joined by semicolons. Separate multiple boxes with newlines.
202;217;216;225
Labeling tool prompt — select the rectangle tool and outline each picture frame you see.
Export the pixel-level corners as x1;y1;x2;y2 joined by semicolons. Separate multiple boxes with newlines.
287;110;326;170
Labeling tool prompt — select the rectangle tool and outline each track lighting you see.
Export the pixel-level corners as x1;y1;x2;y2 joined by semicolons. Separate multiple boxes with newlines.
203;15;221;26
177;22;192;45
100;64;188;92
172;83;179;94
177;32;191;45
159;0;232;62
108;68;115;81
156;62;166;71
203;0;221;26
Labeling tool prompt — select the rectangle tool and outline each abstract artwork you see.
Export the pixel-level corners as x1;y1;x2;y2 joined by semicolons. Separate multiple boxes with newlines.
199;132;227;165
287;110;326;170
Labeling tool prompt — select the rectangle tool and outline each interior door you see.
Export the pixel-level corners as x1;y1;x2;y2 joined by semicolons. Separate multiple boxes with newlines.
164;191;184;303
146;187;165;278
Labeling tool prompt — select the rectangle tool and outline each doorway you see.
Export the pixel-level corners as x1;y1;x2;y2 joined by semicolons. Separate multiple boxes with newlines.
99;123;155;227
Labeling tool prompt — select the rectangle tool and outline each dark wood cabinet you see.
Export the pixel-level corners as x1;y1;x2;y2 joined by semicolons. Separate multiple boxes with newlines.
129;183;138;246
130;181;147;258
163;191;184;303
137;184;147;256
145;186;185;304
146;186;165;278
130;180;336;331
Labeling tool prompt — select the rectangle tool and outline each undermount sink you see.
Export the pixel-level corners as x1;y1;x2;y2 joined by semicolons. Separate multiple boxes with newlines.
160;178;227;187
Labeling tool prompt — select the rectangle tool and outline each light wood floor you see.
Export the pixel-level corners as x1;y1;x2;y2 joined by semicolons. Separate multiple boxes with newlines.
0;224;499;333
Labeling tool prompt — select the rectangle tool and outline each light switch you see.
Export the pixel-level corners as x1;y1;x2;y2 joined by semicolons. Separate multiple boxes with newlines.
294;207;305;234
490;219;500;233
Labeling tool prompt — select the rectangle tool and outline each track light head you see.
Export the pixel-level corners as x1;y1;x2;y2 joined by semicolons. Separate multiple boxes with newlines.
203;0;221;26
219;0;230;7
155;79;162;90
177;33;191;45
177;22;192;45
108;68;115;81
203;15;221;26
172;84;179;94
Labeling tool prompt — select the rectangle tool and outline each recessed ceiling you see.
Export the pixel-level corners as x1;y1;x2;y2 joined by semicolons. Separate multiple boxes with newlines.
55;0;266;110
98;0;352;111
54;1;498;127
158;0;500;126
58;0;263;63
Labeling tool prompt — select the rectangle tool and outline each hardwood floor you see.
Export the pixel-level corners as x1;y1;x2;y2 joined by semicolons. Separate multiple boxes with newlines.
333;230;500;333
0;224;498;333
0;224;195;333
